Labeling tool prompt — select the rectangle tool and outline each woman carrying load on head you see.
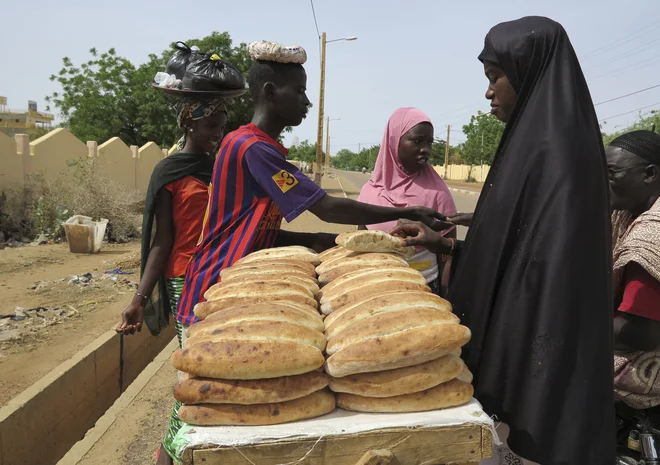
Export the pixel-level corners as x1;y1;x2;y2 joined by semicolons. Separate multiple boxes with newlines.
357;107;458;295
392;17;614;464
116;45;247;465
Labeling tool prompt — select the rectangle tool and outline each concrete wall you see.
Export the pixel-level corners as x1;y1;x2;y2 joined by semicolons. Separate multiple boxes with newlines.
0;325;175;465
0;132;166;194
0;132;22;189
434;164;491;183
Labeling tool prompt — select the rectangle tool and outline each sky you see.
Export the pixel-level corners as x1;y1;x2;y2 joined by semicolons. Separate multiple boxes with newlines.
3;0;660;155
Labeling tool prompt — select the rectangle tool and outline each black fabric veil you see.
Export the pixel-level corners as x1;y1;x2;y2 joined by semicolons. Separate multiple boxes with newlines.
448;17;614;464
140;153;214;335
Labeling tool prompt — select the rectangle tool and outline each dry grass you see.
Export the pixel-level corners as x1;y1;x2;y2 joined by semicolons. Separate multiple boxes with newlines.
0;158;142;241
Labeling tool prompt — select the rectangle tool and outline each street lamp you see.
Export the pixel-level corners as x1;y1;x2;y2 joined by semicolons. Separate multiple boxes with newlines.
325;117;341;171
314;33;357;185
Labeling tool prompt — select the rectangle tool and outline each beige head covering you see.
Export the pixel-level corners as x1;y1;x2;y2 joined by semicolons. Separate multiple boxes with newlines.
248;41;307;64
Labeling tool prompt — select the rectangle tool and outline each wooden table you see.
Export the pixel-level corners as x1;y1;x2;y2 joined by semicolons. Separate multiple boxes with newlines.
180;401;493;465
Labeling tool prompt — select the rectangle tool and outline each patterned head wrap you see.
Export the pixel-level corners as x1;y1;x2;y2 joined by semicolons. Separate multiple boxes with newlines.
175;98;230;150
609;129;660;164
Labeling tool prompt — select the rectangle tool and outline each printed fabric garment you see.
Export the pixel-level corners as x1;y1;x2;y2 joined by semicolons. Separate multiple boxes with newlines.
176;123;325;326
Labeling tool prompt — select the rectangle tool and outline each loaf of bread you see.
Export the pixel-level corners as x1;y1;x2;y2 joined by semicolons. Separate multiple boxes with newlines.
324;291;453;339
187;303;324;337
457;366;474;384
335;378;473;413
326;308;459;354
328;353;464;397
221;260;316;279
219;274;320;296
204;278;315;301
319;267;425;301
320;278;430;315
174;371;329;404
318;245;354;262
194;292;317;320
186;320;326;351
317;253;409;285
171;339;325;379
178;389;335;425
325;323;471;377
205;280;314;301
336;230;416;259
234;246;320;267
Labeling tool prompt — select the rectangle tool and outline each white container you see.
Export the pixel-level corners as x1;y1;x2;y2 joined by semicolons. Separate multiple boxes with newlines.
64;215;109;254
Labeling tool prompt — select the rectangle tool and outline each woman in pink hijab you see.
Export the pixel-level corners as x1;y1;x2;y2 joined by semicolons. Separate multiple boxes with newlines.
358;107;457;294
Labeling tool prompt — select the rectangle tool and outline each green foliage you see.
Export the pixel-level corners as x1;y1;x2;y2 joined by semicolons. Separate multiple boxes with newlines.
288;140;324;164
461;112;505;165
601;110;660;147
333;146;379;171
46;32;254;148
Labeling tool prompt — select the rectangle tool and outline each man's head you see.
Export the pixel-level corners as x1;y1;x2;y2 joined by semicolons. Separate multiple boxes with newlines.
606;130;660;214
248;60;310;127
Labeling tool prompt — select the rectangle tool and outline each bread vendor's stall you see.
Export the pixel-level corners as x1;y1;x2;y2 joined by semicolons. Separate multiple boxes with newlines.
175;400;493;464
170;233;496;465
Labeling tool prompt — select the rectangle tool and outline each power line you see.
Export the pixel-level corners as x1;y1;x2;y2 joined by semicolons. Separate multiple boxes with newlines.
309;0;321;38
581;19;660;62
599;101;660;123
594;83;660;106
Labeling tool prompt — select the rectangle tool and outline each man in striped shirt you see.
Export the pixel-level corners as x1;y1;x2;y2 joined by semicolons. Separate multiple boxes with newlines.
177;46;444;326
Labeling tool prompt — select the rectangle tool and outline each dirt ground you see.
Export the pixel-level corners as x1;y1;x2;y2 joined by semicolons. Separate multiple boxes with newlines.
0;241;140;406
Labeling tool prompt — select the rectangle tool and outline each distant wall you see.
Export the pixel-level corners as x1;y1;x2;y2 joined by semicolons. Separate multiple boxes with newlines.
434;164;490;183
0;130;167;193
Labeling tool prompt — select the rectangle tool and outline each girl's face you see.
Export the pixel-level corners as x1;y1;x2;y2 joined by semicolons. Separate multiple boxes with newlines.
398;122;434;173
484;60;517;123
190;111;228;154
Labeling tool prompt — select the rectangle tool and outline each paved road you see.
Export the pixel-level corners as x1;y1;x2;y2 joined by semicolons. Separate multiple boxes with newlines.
334;170;480;240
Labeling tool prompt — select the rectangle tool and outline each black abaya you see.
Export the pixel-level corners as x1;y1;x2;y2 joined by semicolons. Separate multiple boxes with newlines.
448;17;614;464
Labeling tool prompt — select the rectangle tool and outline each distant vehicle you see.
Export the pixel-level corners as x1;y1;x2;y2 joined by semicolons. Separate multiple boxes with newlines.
362;167;367;174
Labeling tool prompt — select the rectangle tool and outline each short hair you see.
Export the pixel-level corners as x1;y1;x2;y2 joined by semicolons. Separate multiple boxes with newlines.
610;130;660;165
247;60;304;102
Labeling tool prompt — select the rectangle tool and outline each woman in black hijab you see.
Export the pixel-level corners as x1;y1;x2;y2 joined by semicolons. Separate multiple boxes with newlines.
393;17;614;464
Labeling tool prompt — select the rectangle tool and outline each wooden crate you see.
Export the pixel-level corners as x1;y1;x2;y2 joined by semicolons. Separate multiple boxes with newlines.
186;422;491;465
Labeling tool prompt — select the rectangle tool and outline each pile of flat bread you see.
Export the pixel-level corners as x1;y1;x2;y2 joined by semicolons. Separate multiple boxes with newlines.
170;231;475;425
321;230;474;413
171;246;335;426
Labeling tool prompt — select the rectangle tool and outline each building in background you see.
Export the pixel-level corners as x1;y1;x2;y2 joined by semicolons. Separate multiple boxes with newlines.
0;97;54;138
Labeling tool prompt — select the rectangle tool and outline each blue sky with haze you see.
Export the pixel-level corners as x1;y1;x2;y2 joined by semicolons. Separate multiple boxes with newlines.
3;0;660;153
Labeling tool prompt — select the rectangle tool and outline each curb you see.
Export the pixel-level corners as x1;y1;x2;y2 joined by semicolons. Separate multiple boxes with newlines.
449;188;480;196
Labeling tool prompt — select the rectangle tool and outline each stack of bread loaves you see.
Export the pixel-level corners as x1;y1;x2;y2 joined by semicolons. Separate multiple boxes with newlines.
320;230;475;413
170;246;335;426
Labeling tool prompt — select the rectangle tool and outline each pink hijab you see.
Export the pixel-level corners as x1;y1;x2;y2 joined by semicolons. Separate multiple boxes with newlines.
358;107;456;232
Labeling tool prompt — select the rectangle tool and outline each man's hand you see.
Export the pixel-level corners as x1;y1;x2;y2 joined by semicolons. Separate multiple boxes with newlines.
311;233;338;253
448;212;474;227
407;207;454;231
390;219;450;253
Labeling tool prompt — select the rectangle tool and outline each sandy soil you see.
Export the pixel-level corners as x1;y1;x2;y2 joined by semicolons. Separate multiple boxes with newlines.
0;241;140;406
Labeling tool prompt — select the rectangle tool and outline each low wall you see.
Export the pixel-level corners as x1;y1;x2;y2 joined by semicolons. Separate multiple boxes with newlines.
434;164;490;183
0;324;175;465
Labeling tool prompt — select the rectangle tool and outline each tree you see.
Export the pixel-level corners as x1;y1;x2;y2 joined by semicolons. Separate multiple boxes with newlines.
601;110;660;146
461;112;505;166
46;32;253;148
288;140;324;164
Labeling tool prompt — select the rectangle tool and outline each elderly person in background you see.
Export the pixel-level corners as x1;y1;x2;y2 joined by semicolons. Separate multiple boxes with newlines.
608;129;660;412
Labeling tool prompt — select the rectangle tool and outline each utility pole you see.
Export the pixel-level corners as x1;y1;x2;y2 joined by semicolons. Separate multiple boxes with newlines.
444;125;451;179
325;116;330;171
314;32;327;185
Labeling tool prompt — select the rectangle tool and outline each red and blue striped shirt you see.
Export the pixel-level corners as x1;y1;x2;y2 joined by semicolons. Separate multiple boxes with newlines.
176;123;325;325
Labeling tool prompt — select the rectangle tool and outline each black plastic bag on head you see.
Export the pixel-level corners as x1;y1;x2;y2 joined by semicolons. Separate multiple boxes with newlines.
182;52;246;92
165;42;201;79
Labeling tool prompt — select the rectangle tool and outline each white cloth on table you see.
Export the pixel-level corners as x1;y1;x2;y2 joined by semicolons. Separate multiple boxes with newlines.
480;423;539;465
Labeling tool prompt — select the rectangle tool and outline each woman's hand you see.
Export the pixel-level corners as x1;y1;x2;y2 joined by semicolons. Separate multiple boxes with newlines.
117;301;145;335
390;219;451;254
448;212;473;227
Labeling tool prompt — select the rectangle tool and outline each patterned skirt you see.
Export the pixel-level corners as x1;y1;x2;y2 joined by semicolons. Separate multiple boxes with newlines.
162;277;185;461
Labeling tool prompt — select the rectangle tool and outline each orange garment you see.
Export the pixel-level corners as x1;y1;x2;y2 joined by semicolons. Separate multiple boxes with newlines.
163;176;209;278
